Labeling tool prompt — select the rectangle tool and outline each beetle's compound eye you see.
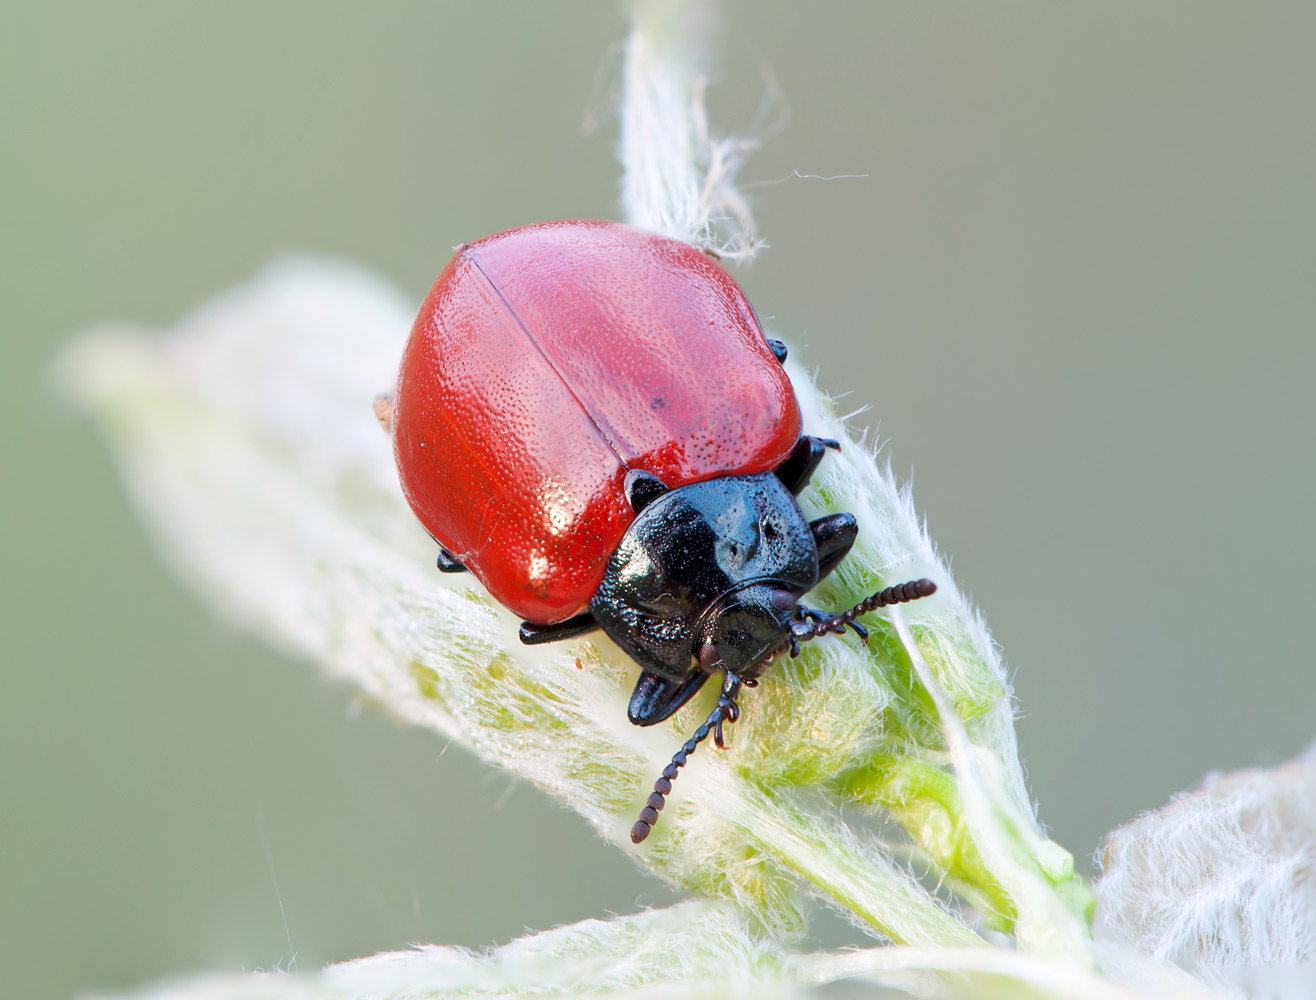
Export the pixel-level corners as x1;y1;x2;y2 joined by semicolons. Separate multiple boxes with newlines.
698;641;720;672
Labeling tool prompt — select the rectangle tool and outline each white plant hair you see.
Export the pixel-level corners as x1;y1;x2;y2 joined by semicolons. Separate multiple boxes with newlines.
60;0;1316;997
1096;744;1316;993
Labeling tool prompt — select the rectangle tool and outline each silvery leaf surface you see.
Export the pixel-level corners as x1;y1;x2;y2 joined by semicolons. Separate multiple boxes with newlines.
1096;743;1316;998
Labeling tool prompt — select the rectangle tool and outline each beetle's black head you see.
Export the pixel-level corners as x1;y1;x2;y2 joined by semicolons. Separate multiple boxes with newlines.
691;581;803;679
589;472;817;682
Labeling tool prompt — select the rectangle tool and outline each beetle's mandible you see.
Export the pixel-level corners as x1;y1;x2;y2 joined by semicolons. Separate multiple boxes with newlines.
378;221;935;843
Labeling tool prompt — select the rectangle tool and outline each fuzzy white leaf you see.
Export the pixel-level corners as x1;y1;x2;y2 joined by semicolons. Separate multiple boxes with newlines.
1096;743;1316;997
621;0;760;259
97;902;797;1000
96;901;1211;1000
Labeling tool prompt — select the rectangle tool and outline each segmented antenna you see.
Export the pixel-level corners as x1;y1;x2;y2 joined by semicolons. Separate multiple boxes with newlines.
788;578;938;656
631;674;744;844
630;579;936;842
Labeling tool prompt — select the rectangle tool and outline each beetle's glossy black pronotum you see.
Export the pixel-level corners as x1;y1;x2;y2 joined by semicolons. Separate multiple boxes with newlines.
386;221;937;843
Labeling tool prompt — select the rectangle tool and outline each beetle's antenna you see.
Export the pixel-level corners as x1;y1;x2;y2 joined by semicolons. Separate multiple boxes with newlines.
631;672;743;844
788;578;938;656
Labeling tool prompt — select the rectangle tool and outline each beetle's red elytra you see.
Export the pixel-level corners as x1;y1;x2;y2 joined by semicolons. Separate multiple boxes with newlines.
384;220;936;842
393;221;801;625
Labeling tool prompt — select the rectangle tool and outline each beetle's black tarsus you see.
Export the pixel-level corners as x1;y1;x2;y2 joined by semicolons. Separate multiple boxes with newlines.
518;613;601;645
796;605;841;628
624;469;670;514
628;670;713;726
436;548;468;573
776;435;842;495
631;673;743;844
766;337;789;363
789;578;938;652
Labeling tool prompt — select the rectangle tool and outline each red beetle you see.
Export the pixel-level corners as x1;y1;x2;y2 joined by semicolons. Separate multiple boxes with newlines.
384;221;934;842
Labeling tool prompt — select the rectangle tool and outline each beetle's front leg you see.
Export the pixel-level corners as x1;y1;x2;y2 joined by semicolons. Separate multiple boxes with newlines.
810;513;857;580
793;605;855;635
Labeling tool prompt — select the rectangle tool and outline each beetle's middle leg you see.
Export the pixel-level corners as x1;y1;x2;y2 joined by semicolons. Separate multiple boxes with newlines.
519;613;600;645
775;435;841;495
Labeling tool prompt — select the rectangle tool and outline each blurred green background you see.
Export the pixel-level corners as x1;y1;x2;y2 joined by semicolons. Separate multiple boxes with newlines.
3;3;1314;998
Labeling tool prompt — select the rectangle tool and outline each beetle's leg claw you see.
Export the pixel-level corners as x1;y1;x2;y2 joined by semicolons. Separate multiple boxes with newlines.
712;683;741;749
789;601;884;650
796;605;851;636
